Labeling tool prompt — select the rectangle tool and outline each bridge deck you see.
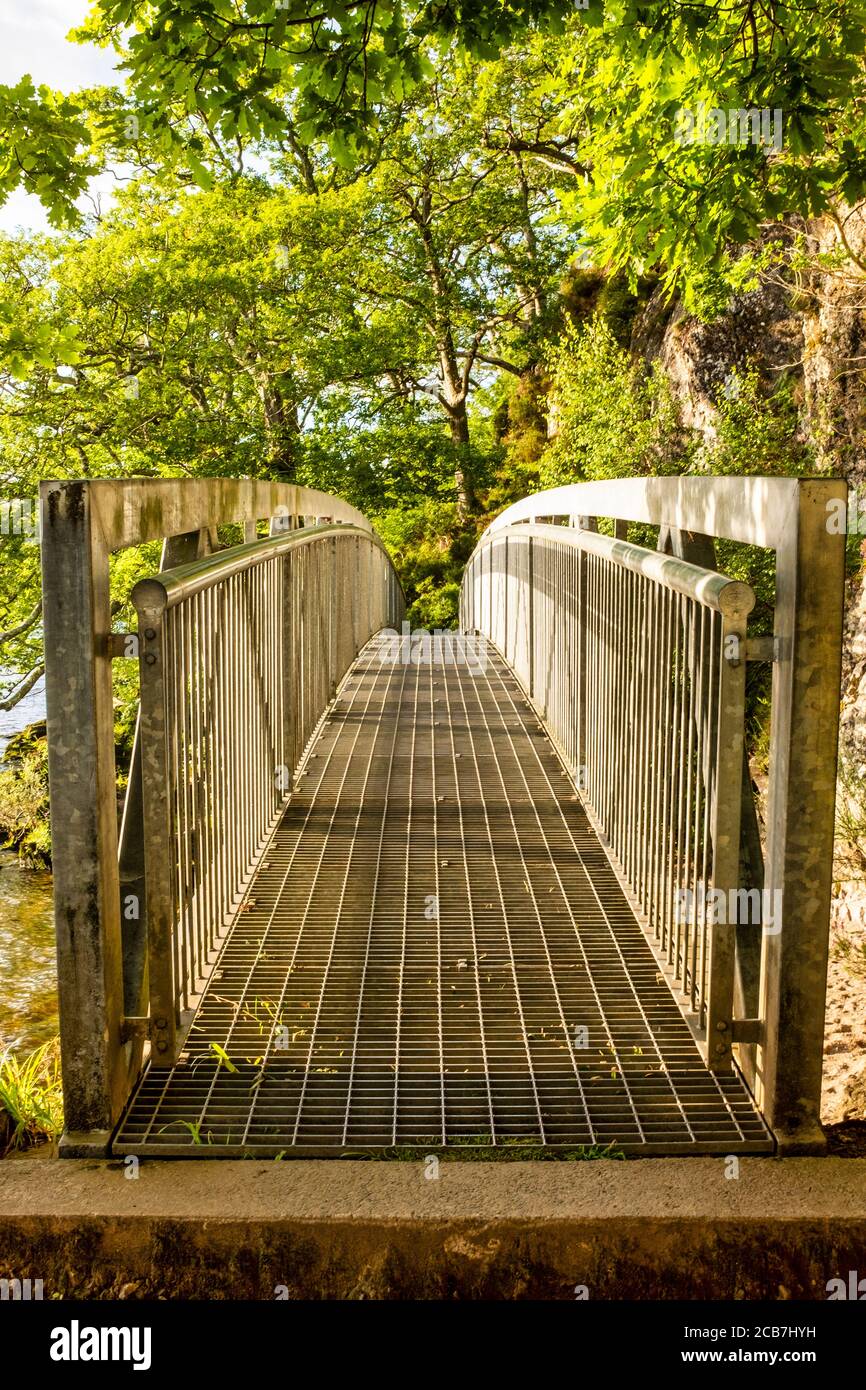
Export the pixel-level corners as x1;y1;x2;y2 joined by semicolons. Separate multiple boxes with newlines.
115;634;771;1156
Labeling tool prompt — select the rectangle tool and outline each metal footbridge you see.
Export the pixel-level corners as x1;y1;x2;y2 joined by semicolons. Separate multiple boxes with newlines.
40;475;846;1156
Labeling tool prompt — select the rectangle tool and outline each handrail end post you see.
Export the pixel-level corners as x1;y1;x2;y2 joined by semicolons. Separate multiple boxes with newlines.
40;480;130;1146
758;479;846;1150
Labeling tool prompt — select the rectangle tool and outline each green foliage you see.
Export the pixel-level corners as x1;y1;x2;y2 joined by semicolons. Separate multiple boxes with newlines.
0;523;43;714
0;46;571;664
0;180;380;483
56;3;866;313
0;0;857;876
557;3;866;310
373;499;470;627
0;80;93;376
109;541;161;779
0;77;94;227
0;1;860;316
0;1038;63;1153
482;370;547;514
697;366;815;754
539;320;813;504
0;695;139;866
297;404;470;514
541;316;686;485
699;368;813;477
74;1;572;166
836;757;866;878
0;236;82;390
0;728;51;866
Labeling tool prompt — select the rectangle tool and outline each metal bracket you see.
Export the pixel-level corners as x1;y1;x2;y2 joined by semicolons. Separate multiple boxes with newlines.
731;1017;764;1044
120;1016;151;1043
109;632;139;659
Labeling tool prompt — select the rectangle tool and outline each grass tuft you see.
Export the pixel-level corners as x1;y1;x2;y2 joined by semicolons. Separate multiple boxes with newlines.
0;1038;63;1155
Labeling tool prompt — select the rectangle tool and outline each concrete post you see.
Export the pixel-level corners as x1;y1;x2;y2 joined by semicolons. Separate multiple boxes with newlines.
40;482;127;1153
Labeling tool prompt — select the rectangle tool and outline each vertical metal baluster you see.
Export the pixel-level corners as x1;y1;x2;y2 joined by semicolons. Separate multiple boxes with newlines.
681;600;697;1000
245;568;255;872
251;565;260;854
231;573;241;907
671;594;686;978
614;562;623;843
624;569;638;875
178;601;192;1011
593;551;601;815
210;582;222;937
690;603;707;1012
655;588;673;948
645;581;661;929
244;568;255;873
202;586;213;959
665;591;678;970
665;589;680;954
257;563;266;845
609;561;621;851
699;610;720;1023
592;554;602;820
165;613;181;1029
636;576;651;910
221;577;231;915
572;546;578;774
605;558;617;844
705;598;749;1069
188;592;199;986
586;553;596;808
192;591;204;989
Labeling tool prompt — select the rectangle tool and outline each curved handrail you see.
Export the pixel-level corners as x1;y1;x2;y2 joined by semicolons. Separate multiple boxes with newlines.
470;522;755;617
132;521;404;615
45;476;374;551
480;475;812;550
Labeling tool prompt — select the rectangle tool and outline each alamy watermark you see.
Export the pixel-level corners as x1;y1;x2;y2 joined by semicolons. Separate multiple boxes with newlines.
674;103;783;153
379;623;487;672
49;1321;152;1371
675;886;783;935
827;489;866;535
1;1277;43;1300
826;1270;866;1300
0;498;39;544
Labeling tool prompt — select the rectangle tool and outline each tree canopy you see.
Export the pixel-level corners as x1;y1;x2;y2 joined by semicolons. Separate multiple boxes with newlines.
0;0;864;714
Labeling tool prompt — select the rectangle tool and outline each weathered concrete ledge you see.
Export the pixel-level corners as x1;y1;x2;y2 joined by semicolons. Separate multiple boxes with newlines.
1;1157;865;1299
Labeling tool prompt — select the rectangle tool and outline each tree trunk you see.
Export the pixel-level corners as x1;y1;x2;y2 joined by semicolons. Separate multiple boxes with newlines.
439;338;476;517
445;402;475;518
260;379;301;482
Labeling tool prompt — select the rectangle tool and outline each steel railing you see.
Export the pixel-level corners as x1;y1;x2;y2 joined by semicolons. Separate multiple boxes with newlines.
458;476;848;1151
42;477;387;1150
460;524;754;1064
131;523;403;1063
41;473;846;1154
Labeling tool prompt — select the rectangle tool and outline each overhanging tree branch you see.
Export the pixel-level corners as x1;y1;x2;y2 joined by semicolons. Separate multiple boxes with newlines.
0;599;41;646
0;661;44;711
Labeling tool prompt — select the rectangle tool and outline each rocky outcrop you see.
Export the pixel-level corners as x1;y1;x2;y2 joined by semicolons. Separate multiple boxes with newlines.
644;277;803;442
801;207;866;479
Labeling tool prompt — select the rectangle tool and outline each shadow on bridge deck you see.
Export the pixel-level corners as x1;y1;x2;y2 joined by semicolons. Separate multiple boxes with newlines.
115;635;771;1156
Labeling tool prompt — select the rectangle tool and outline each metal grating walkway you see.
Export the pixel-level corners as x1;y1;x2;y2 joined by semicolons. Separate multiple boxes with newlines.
115;634;772;1156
